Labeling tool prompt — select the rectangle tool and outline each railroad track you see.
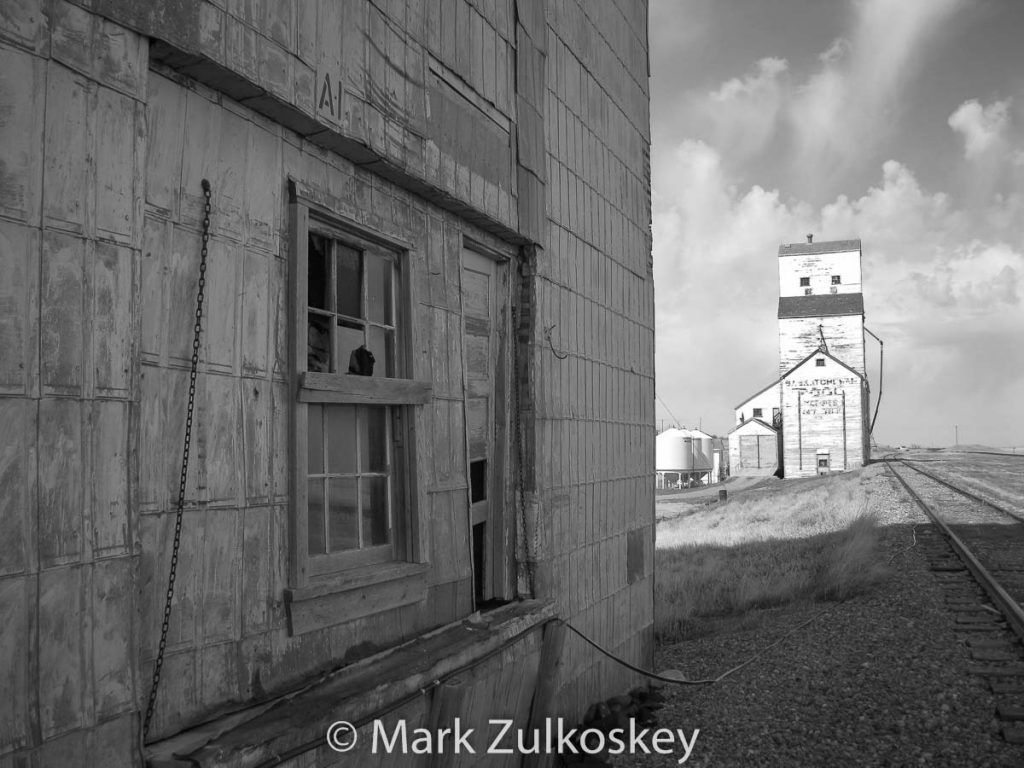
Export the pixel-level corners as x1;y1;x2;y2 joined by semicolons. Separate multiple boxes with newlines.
887;458;1024;741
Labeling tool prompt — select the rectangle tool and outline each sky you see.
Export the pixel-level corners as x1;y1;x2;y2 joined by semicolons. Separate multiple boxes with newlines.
649;0;1024;448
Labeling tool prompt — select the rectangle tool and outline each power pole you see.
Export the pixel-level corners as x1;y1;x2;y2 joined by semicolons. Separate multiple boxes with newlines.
955;424;959;447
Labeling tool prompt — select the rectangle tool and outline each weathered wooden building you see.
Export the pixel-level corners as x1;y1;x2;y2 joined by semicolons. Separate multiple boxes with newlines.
729;238;869;478
0;0;655;765
727;418;779;477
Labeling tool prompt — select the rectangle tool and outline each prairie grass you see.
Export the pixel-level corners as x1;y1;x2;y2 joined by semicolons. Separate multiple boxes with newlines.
655;472;891;642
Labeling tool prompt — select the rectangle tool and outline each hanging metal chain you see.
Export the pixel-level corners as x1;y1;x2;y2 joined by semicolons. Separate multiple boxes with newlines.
142;179;213;740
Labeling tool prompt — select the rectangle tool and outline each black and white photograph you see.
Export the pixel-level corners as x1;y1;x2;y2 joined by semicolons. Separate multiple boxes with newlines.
0;0;1021;766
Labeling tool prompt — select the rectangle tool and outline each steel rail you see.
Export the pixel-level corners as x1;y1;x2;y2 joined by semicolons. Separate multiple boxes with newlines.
960;450;1024;459
887;460;1024;643
898;458;1024;523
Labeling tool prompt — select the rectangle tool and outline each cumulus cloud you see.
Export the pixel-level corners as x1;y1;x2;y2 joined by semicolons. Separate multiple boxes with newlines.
948;98;1012;158
653;140;1024;444
695;58;789;162
675;0;965;200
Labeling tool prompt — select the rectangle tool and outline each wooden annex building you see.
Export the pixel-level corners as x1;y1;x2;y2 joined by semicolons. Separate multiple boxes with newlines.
0;0;655;765
729;238;870;479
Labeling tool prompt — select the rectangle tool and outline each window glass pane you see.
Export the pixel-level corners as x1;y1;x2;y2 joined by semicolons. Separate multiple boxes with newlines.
361;406;388;472
366;326;395;377
362;476;390;546
366;255;393;325
307;478;326;555
336;245;362;318
308;405;324;474
308;235;330;310
326;405;357;474
337;320;367;374
308;313;331;372
327;477;358;551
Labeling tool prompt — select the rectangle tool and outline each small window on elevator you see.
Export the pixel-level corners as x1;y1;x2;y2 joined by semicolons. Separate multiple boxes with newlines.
816;358;826;367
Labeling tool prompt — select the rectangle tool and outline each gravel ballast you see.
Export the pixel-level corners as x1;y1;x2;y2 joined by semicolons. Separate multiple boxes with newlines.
616;465;1024;767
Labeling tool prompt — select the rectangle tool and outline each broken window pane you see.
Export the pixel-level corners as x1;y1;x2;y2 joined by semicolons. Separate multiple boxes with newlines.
308;313;331;372
308;235;330;310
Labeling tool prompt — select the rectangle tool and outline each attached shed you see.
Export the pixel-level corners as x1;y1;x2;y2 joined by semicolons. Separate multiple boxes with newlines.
728;418;780;476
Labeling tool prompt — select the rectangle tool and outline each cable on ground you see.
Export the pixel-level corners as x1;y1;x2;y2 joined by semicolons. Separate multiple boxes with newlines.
557;610;829;686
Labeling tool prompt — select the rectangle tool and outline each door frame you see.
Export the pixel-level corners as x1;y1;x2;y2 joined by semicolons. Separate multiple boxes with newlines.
460;242;515;604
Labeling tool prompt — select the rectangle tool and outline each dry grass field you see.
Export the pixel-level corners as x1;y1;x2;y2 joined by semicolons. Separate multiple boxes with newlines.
655;469;892;642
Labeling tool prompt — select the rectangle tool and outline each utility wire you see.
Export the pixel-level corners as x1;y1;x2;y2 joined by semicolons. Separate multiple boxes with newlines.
655;393;682;428
559;611;828;686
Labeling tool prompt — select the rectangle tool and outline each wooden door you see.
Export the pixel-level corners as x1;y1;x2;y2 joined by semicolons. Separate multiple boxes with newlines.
461;249;509;605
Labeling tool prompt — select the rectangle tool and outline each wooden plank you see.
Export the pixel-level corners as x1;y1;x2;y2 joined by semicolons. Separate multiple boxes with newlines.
299;371;432;404
50;1;95;77
40;230;85;394
92;241;133;396
245;123;282;253
241;381;271;501
0;0;50;53
201;238;241;373
38;398;83;565
0;220;40;395
199;508;241;642
241;505;273;635
240;250;270;375
0;46;45;224
38;564;85;738
286;569;428;636
92;557;134;719
0;575;30;752
145;73;186;216
0;399;34;577
94;86;136;242
91;400;129;556
203;373;241;504
42;62;90;233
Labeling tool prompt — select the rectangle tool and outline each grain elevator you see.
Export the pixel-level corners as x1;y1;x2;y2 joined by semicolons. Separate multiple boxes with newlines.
730;237;870;478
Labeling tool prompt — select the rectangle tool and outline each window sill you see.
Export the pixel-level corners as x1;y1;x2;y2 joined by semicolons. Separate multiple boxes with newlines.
284;561;431;636
299;371;432;405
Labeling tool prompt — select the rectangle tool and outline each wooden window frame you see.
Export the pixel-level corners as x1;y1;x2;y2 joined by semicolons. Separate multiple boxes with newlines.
287;183;431;594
